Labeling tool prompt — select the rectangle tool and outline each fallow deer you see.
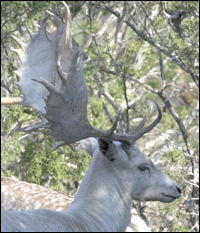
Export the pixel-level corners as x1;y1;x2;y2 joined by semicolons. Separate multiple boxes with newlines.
1;177;150;232
1;2;181;232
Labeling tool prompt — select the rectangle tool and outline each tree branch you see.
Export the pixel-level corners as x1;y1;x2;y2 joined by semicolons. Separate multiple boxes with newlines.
1;97;22;105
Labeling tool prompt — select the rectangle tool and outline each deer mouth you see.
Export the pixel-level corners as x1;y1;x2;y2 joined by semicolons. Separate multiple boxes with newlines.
161;193;179;200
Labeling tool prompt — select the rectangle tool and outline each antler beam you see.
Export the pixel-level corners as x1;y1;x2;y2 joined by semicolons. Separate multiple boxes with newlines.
13;1;161;146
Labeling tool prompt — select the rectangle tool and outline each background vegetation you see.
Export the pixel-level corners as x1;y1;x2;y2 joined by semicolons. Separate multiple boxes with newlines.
1;1;199;232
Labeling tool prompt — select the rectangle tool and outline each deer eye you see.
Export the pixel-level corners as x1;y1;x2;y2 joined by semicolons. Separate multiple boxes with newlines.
138;165;149;171
110;158;116;162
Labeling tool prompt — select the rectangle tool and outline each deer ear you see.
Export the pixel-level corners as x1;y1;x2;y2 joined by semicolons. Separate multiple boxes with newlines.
98;138;116;162
80;137;98;157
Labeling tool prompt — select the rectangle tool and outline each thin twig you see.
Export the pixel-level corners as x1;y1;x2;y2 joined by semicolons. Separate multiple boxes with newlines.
122;70;130;132
95;3;199;86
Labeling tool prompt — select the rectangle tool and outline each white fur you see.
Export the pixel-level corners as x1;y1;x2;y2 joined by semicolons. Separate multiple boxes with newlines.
1;138;181;232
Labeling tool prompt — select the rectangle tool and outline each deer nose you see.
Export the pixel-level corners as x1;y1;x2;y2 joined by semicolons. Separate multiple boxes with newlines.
176;185;182;194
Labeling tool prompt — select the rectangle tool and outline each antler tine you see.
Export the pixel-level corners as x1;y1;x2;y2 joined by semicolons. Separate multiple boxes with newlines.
62;1;72;25
25;25;35;39
77;33;99;70
46;10;63;28
57;56;68;85
11;48;24;62
108;102;162;145
11;36;26;51
32;77;59;95
38;14;50;32
132;102;162;142
61;1;72;48
103;114;120;138
129;116;146;135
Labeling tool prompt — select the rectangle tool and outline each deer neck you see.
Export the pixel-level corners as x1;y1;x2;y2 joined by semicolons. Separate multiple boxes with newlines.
65;154;132;231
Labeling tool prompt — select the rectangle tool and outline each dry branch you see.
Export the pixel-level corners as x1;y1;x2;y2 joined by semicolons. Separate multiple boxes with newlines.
1;97;22;105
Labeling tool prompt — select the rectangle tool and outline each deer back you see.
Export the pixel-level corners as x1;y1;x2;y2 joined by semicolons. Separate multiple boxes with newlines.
1;177;73;211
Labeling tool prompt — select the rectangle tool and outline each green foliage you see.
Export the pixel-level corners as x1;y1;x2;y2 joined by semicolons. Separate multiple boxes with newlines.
1;132;91;193
1;1;199;232
157;198;191;232
1;136;24;177
190;139;199;158
162;148;187;168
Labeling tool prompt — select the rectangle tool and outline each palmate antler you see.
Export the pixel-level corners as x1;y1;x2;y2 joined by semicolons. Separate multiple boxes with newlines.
13;1;162;146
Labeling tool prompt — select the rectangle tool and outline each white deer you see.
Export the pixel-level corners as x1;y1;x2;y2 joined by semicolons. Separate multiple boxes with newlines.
1;176;150;232
1;2;181;232
1;136;181;232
